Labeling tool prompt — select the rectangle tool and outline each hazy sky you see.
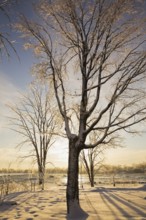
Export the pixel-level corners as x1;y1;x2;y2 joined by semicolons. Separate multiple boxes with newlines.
0;0;146;169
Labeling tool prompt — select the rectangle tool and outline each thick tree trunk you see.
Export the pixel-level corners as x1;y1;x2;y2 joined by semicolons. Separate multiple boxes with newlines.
66;139;80;214
66;141;89;219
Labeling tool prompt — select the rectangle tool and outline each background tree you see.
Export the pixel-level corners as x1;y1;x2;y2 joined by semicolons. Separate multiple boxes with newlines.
9;83;59;190
80;148;104;187
15;0;146;216
80;132;121;187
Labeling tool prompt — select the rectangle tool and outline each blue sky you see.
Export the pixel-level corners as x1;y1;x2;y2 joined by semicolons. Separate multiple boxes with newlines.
0;0;146;169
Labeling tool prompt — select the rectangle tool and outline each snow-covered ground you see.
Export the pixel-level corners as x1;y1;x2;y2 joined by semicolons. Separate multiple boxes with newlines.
0;184;146;220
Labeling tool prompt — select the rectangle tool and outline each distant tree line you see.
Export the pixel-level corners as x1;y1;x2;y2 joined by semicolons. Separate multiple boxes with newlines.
1;163;146;174
0;167;67;174
97;163;146;174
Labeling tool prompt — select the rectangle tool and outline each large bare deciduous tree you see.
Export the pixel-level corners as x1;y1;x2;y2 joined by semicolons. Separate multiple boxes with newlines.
9;84;59;190
15;0;146;216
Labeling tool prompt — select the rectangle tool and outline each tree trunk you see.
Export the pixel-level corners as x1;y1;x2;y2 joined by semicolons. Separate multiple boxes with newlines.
66;140;80;214
90;164;94;187
90;173;94;187
38;167;45;190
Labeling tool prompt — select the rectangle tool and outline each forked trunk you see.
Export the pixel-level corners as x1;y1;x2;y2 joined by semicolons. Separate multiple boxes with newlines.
66;140;80;214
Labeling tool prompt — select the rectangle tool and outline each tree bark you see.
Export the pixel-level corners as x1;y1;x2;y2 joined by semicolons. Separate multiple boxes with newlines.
38;167;45;190
66;139;80;214
90;164;94;187
90;174;94;187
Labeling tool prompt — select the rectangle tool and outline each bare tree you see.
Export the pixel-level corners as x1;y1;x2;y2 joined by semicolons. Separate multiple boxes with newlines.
9;83;59;190
80;148;104;187
80;132;121;187
15;0;146;216
80;138;105;188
